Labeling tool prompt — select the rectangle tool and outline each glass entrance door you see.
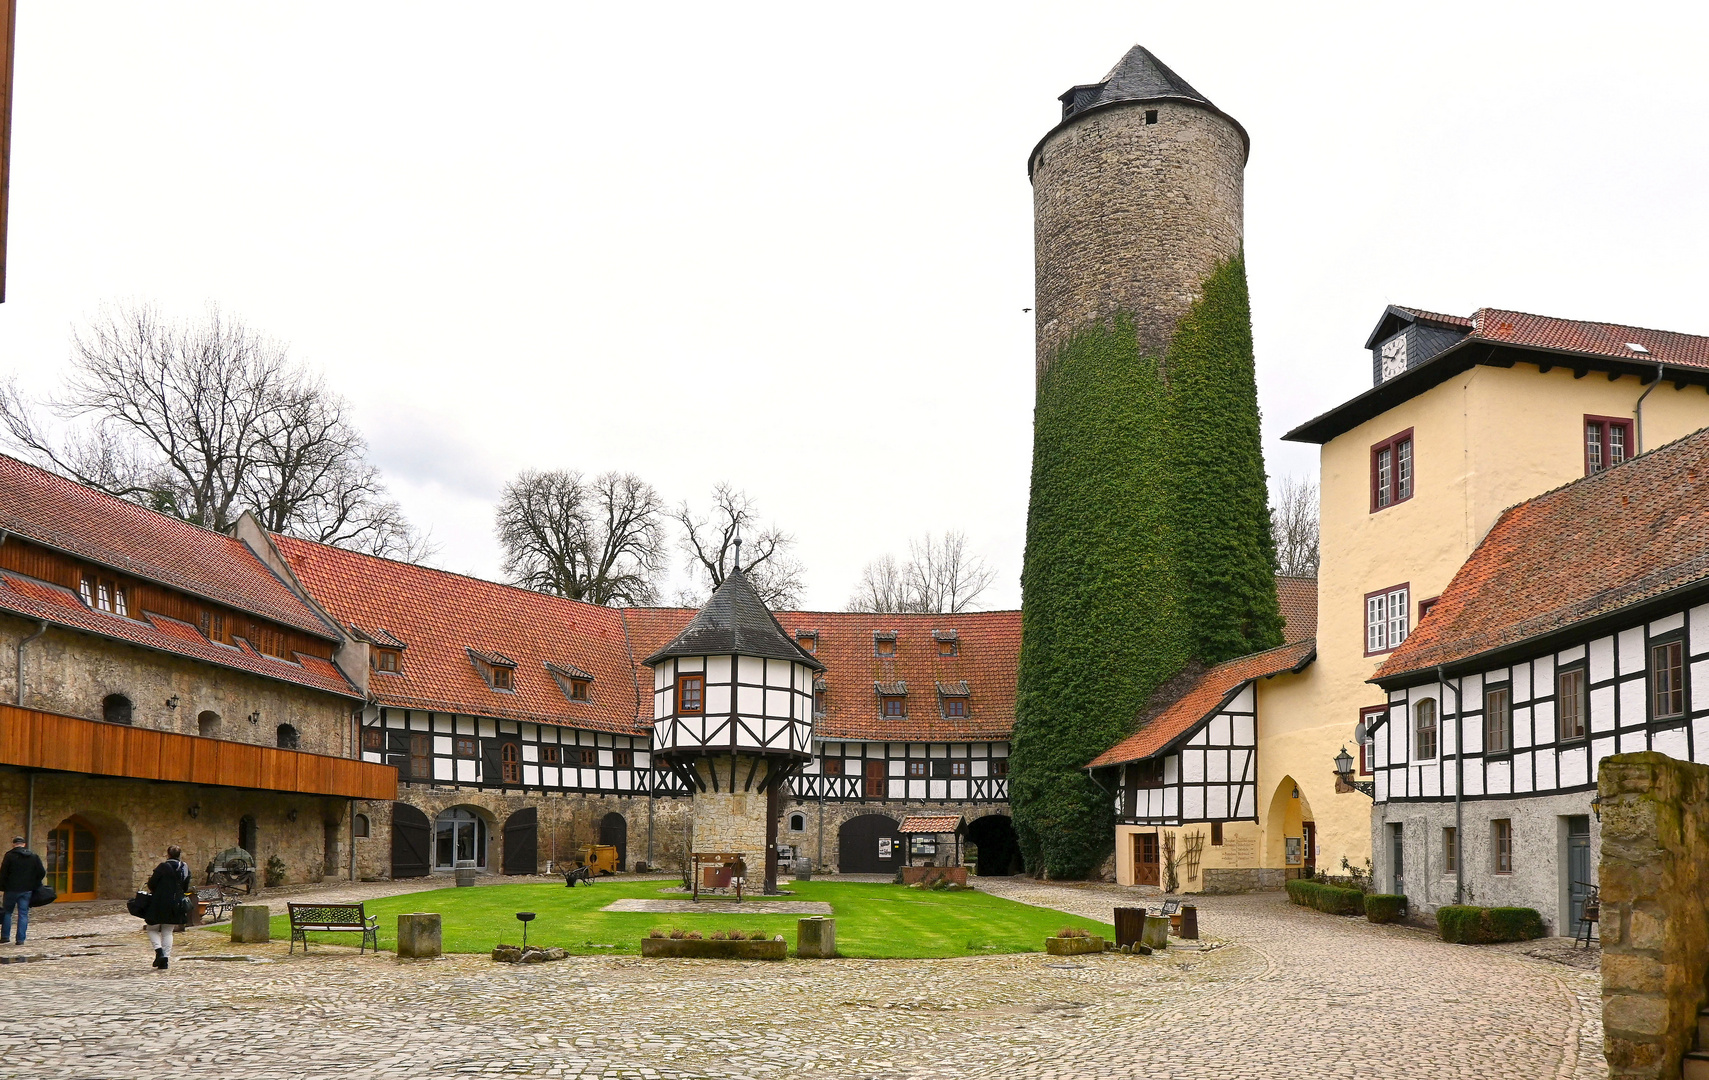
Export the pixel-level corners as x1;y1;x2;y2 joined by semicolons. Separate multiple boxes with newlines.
46;818;97;901
434;809;487;870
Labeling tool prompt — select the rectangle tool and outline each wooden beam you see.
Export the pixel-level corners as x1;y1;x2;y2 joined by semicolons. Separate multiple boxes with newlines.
1573;369;1589;380
1608;370;1624;382
1537;364;1553;374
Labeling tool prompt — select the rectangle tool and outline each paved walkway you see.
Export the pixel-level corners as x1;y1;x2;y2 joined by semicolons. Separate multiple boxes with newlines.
0;877;1603;1079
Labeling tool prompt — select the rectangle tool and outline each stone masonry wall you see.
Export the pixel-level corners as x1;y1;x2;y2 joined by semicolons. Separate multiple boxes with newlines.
1031;100;1245;372
1599;751;1709;1080
2;614;355;755
783;797;1012;872
0;771;351;898
689;757;774;860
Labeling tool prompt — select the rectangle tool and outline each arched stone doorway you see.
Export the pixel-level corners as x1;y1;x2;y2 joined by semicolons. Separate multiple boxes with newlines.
838;814;902;874
434;806;489;872
391;803;432;878
197;710;220;737
1265;776;1316;878
966;814;1023;876
502;808;538;875
599;812;627;872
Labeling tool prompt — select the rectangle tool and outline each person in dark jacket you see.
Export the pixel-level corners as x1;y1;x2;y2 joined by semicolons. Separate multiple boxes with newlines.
140;846;192;970
0;836;45;946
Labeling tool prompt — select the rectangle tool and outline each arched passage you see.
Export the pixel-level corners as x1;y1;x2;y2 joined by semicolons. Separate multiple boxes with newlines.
434;805;490;871
46;809;133;900
1264;776;1316;878
965;814;1023;876
598;812;627;872
838;814;902;874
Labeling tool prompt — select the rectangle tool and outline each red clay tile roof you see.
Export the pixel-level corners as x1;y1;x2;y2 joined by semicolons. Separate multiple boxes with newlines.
626;606;1023;742
899;815;962;833
0;570;358;698
1374;427;1709;681
275;535;649;734
0;454;336;638
1086;638;1316;768
1469;308;1709;370
1277;576;1317;643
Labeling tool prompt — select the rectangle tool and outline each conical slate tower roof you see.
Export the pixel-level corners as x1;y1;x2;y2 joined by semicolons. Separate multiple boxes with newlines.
643;568;824;671
1039;45;1248;168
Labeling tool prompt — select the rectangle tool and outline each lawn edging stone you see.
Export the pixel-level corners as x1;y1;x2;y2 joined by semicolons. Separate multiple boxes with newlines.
642;938;787;960
1044;935;1105;956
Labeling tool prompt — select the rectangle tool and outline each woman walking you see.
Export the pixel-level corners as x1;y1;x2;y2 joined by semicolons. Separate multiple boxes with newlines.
140;846;191;970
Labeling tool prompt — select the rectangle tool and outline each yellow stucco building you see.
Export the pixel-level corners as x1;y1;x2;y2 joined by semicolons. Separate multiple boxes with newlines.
1093;305;1709;891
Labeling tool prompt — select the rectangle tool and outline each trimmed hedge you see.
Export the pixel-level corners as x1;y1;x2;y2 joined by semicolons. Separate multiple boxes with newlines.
1285;878;1366;916
1435;905;1546;944
1363;894;1406;924
1012;254;1281;879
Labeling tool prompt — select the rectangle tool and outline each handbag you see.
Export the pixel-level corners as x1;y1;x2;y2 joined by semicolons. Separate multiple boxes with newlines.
175;893;195;924
127;891;150;919
29;884;54;907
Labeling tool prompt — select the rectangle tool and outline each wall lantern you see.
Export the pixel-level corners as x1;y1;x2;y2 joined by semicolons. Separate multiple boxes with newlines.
187;804;200;818
165;695;180;710
286;809;298;823
247;711;261;725
1333;745;1374;797
1591;794;1602;822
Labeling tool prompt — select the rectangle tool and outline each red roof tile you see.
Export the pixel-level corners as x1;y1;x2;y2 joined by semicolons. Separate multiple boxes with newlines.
0;571;357;698
1277;576;1317;643
1397;307;1474;329
1087;639;1316;768
899;815;962;833
0;454;335;638
1374;427;1709;681
275;535;648;734
1469;308;1709;370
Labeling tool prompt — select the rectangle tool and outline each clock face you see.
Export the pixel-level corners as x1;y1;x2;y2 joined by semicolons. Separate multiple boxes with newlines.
1380;334;1408;380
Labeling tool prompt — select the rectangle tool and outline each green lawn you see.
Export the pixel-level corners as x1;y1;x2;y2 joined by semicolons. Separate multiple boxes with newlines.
243;880;1112;959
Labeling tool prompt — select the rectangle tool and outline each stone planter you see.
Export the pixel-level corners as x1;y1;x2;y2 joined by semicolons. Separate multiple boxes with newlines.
900;866;969;887
1044;935;1105;956
641;938;787;960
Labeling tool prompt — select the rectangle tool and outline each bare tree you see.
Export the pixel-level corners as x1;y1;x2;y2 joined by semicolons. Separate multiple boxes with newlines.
1270;475;1320;577
848;530;997;613
847;553;911;613
0;303;430;559
495;469;667;605
672;483;804;608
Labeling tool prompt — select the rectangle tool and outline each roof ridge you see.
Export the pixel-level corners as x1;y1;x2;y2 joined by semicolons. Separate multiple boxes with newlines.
1473;306;1709;343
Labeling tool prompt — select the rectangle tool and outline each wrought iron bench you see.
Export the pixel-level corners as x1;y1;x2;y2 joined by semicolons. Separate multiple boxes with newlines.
287;902;379;954
195;886;237;924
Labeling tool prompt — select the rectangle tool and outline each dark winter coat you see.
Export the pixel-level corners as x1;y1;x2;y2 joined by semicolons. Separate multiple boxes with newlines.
0;848;44;894
140;859;192;925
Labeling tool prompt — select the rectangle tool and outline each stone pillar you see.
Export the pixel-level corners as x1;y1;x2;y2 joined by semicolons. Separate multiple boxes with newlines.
797;916;835;959
397;913;441;959
1140;915;1170;952
230;904;271;943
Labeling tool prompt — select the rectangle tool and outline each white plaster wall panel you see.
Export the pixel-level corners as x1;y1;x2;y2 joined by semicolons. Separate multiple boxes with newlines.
1559;644;1586;665
1183;787;1204;819
1592;738;1617;780
410;713;430;731
1619;678;1646;729
993;744;1010;757
1422;764;1440;798
434;758;453;781
596;750;611;767
737;656;763;685
655;666;668;690
1652;725;1688;760
1209;714;1232;745
1375;772;1389;800
457;759;477;783
1463;764;1484;796
597;734;613;747
522;764;539;786
434;735;453;756
599;771;612;790
1443;713;1460;757
1536;751;1556;791
1183;750;1205;782
907;744;925;758
907;780;925;800
736;686;762;715
1591;686;1616;733
1440;763;1456;797
1231;749;1252;781
1207;786;1229;819
1487;760;1511;795
1693;604;1709;652
1618;628;1646;675
930;744;948;758
764;689;790;716
1164;788;1179;818
478;719;496;738
1190;728;1209;746
702;685;728;715
618;771;632;791
499;721;519;734
1513;707;1533;749
1164;756;1179;784
1208;751;1228;782
1233;715;1255;745
456;716;475;735
683;655;708;675
1589;637;1615;684
1512;752;1533;793
1513;663;1532;702
1651;612;1685;636
972;760;988;777
1462;674;1483;703
1619;730;1647;754
951;744;968;758
1534;700;1557;745
950;780;967;799
930;780;947;800
362;751;381;764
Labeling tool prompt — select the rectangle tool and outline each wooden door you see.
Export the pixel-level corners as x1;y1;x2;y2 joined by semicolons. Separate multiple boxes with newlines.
501;807;538;875
390;802;432;879
1302;821;1317;877
46;818;97;901
864;759;888;800
599;812;627;871
837;814;903;873
1134;832;1160;886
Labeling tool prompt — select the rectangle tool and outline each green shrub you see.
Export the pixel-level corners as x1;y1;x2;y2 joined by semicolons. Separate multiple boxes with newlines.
1012;254;1282;879
1363;894;1406;924
1436;905;1545;943
1286;879;1365;916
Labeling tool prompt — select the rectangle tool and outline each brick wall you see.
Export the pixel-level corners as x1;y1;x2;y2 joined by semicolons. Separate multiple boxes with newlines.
1599;751;1709;1079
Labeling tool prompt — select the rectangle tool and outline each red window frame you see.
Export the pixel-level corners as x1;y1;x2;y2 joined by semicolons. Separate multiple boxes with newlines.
1417;596;1440;622
1584;415;1634;475
907;760;927;778
579;747;597;765
500;742;520;784
614;749;633;768
491;666;514;690
882;696;906;717
950;760;968;778
1370;428;1415;512
541;745;561;764
1651;638;1687;721
992;759;1009;777
823;757;844;776
361;726;383;751
455;737;476;758
1359;705;1388;774
943;697;966;717
1364;583;1411;656
677;674;704;714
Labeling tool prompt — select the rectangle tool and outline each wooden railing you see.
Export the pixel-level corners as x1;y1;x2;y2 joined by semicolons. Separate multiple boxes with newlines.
0;704;396;800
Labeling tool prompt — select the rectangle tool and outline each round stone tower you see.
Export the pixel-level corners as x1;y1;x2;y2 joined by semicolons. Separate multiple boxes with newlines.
1028;45;1249;372
644;568;823;894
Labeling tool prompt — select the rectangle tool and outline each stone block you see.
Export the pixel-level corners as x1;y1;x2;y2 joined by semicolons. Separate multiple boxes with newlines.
1603;952;1668;996
230;904;271;943
1603;993;1670;1038
797;916;836;959
1141;915;1169;951
396;913;441;959
1044;935;1103;956
1628;908;1669;952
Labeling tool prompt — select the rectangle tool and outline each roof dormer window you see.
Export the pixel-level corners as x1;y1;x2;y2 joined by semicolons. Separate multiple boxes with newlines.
937;680;970;718
813;677;828;717
374;649;401;673
468;648;519;692
546;662;594;703
796;630;818;655
875;680;907;717
933;629;958;657
81;574;128;617
874;631;898;657
492;667;514;690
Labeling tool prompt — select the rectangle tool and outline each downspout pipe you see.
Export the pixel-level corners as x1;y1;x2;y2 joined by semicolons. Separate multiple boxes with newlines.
1440;665;1463;905
16;620;47;706
1635;363;1664;453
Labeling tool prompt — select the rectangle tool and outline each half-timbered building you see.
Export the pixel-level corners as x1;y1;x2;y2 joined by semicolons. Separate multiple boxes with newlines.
1366;426;1709;930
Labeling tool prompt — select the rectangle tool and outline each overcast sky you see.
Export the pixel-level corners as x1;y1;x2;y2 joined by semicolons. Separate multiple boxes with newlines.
3;2;1706;610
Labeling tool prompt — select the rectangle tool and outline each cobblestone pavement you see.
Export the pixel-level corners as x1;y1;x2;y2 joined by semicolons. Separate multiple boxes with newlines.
0;877;1603;1079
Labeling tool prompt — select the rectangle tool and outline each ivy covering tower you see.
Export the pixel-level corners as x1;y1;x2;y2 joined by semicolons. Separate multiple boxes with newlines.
1012;47;1283;878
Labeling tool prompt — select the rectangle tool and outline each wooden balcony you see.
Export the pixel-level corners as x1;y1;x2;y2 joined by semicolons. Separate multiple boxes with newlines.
0;704;396;801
